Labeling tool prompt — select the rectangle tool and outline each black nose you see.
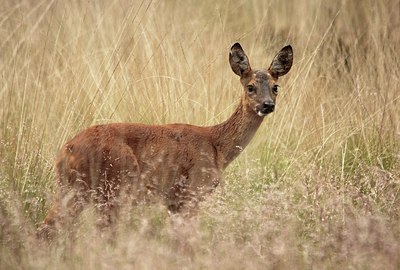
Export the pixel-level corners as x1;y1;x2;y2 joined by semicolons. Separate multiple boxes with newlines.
262;101;275;113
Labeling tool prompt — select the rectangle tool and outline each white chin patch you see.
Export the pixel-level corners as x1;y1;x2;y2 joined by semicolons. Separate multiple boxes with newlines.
257;111;266;117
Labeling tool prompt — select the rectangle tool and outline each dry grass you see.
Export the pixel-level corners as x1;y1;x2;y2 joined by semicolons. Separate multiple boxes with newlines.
1;0;400;269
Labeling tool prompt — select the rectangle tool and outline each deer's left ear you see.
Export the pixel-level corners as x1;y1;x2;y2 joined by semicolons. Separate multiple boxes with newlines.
229;43;251;77
268;45;293;78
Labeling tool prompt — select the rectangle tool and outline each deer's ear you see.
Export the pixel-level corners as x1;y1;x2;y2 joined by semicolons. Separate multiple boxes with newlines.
229;43;251;77
268;45;293;78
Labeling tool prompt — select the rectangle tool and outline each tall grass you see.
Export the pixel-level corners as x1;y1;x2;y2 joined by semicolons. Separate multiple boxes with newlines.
1;0;399;269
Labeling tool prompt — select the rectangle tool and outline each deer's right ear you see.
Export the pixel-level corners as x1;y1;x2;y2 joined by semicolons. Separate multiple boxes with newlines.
229;43;251;77
268;45;293;78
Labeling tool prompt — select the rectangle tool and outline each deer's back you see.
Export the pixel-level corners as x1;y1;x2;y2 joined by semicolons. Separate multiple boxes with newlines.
55;123;222;204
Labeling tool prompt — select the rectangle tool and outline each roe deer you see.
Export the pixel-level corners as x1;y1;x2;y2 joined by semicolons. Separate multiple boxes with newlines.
41;43;293;234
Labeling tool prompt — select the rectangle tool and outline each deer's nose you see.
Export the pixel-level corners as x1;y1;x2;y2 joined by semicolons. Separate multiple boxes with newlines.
262;101;275;112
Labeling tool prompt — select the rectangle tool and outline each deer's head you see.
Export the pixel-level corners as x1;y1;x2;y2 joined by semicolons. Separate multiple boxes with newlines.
229;43;293;116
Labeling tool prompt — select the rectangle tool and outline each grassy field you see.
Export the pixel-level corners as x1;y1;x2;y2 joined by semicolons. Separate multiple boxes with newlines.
1;0;399;269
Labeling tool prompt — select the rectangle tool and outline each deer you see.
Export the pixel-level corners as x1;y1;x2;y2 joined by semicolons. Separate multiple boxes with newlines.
40;43;293;236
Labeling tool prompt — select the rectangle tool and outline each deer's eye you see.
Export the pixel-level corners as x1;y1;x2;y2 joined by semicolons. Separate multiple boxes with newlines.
272;85;279;95
247;85;255;93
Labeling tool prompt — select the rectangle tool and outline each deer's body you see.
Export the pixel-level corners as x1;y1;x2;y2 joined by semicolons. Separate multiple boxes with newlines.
42;43;293;232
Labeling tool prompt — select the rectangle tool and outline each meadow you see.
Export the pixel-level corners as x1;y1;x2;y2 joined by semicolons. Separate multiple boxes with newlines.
1;0;399;269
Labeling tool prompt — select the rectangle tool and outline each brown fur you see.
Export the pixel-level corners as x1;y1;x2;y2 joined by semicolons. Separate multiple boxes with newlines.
40;43;293;234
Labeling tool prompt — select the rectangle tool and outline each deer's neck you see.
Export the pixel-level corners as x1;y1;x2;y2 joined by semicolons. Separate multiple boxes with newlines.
210;98;264;169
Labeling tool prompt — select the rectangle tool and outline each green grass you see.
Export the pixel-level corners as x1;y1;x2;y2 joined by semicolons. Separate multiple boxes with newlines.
1;0;400;269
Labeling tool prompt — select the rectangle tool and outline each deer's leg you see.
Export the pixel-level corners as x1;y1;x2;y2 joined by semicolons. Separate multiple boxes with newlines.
38;173;90;239
95;145;141;227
